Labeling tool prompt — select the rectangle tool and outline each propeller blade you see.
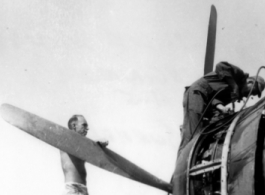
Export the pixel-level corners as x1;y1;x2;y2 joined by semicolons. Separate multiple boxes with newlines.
0;104;172;193
204;5;217;75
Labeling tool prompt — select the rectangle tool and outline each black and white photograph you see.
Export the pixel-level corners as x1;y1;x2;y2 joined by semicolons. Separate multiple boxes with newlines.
0;1;265;195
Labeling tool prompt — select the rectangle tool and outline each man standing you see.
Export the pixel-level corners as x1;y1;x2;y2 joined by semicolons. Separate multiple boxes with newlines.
60;115;108;195
179;61;265;153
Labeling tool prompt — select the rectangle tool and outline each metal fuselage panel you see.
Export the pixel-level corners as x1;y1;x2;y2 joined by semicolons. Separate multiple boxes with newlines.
228;108;262;195
173;136;199;195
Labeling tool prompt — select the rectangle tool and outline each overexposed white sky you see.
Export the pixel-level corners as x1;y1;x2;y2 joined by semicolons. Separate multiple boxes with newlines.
0;0;265;195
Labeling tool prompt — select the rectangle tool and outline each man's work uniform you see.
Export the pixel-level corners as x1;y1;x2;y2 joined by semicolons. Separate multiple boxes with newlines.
179;62;249;152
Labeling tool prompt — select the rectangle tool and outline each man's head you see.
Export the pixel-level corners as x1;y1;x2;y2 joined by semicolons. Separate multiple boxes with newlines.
68;115;89;136
241;76;265;98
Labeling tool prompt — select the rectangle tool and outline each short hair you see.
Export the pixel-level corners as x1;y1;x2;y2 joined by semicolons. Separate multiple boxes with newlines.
68;115;84;129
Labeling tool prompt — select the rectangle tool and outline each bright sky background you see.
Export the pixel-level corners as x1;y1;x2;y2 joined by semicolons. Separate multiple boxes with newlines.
0;0;265;195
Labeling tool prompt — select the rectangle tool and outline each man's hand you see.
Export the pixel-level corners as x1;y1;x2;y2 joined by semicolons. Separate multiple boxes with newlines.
216;104;232;114
97;140;109;148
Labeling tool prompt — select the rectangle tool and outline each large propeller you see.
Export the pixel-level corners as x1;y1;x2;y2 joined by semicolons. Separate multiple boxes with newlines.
0;104;172;193
0;5;218;195
204;5;217;75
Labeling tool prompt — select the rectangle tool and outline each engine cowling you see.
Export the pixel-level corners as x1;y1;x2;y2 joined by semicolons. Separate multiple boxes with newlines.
173;97;265;195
